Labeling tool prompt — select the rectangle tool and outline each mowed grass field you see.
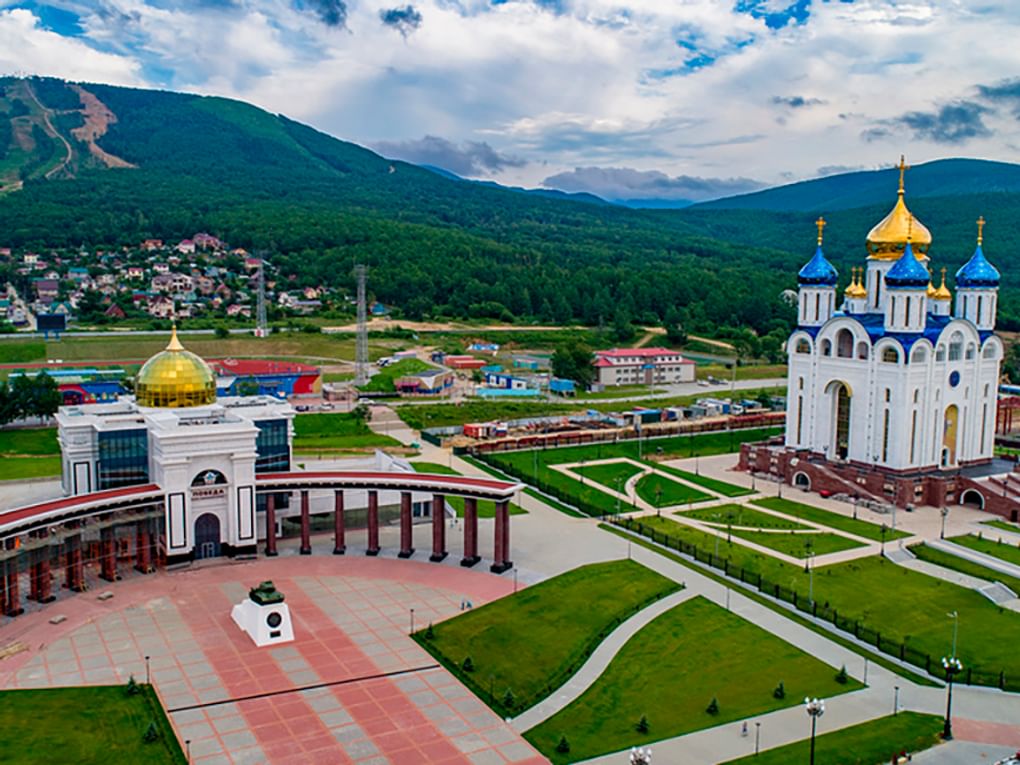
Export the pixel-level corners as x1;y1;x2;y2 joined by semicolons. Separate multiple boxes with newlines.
654;463;752;496
725;527;866;558
629;515;1020;680
949;533;1020;567
0;427;61;481
635;472;713;507
291;412;402;454
679;503;809;530
720;712;944;765
573;460;644;490
752;497;911;542
413;560;680;718
524;596;861;764
910;544;1020;595
0;685;185;764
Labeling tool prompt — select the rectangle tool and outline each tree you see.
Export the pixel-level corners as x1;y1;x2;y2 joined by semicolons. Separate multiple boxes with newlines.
126;675;141;696
30;372;62;421
214;326;229;339
636;714;649;733
773;681;785;699
835;665;848;684
142;721;159;743
502;688;515;709
461;656;475;672
551;339;595;389
555;736;570;754
664;307;687;346
706;697;719;715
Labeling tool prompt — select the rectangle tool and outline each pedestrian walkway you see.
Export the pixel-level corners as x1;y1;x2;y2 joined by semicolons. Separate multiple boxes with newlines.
931;538;1020;580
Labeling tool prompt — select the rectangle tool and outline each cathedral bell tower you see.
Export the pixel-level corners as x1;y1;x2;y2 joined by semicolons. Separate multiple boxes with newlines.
796;217;838;327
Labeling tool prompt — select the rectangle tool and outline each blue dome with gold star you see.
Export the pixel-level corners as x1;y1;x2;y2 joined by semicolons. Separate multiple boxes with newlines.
885;241;929;289
798;245;838;286
956;244;1000;288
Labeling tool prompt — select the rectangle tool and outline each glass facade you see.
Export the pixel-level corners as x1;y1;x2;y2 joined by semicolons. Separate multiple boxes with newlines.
255;419;290;474
97;429;149;490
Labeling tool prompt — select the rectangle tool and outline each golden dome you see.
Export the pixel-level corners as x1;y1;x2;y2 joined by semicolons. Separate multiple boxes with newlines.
135;327;217;408
934;267;952;301
844;267;867;299
866;156;932;260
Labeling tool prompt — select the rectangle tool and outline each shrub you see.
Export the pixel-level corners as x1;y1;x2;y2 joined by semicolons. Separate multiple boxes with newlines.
214;326;229;339
461;656;475;672
142;721;159;743
835;665;848;684
773;681;785;699
126;675;141;696
636;714;649;733
502;688;515;709
424;623;435;640
556;735;570;754
706;697;719;715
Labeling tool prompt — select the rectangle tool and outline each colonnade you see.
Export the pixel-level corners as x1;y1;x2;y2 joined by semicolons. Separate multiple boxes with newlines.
263;489;512;572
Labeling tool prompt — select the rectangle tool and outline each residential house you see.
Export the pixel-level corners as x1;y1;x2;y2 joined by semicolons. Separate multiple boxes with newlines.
141;239;164;251
176;239;196;255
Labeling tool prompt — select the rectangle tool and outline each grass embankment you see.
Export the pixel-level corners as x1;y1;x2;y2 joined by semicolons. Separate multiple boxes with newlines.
292;412;401;454
0;426;61;480
696;363;787;381
911;544;1020;594
949;533;1020;567
981;519;1020;534
359;358;435;393
396;400;576;430
654;463;752;496
0;684;186;764
753;497;911;542
625;515;1020;682
680;504;809;530
635;472;713;506
573;460;644;490
525;596;862;764
410;462;526;516
725;528;866;558
720;712;944;765
413;559;680;718
484;427;780;517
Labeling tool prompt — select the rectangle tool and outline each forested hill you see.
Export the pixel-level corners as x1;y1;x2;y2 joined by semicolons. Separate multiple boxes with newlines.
694;158;1020;212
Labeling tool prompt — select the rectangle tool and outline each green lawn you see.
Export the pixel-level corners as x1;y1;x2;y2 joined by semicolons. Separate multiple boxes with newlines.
981;519;1020;535
679;504;809;530
0;427;59;455
292;412;401;453
458;455;586;518
573;460;644;491
484;427;780;517
624;515;1020;683
720;712;944;765
396;400;576;430
413;560;680;717
635;472;713;507
726;528;867;558
360;357;436;393
410;462;526;517
0;456;62;481
0;340;45;363
654;463;753;497
524;596;861;764
950;534;1020;568
910;544;1020;595
752;497;911;542
0;685;185;764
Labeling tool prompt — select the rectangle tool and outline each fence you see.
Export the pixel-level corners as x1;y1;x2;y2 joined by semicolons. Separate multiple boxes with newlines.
613;517;1020;693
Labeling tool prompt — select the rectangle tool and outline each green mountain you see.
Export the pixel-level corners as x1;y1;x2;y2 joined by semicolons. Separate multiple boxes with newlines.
695;158;1020;211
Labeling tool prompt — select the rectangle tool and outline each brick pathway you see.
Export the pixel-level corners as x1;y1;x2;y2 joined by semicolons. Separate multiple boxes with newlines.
0;556;546;765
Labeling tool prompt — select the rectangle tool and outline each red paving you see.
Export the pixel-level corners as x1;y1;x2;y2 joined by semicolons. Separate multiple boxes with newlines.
956;718;1020;747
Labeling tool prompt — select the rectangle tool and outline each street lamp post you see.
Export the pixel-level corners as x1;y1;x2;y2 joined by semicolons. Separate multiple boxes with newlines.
808;552;816;605
941;656;962;740
754;721;761;756
893;685;899;716
948;610;959;659
805;697;825;765
409;608;415;635
880;524;888;557
941;506;950;540
145;655;150;685
629;746;652;764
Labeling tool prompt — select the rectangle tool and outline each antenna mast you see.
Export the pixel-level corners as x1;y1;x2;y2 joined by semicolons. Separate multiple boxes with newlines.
255;256;269;338
355;264;369;386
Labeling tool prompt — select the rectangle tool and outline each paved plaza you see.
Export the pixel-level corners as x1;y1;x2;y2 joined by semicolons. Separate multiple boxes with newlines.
0;556;545;765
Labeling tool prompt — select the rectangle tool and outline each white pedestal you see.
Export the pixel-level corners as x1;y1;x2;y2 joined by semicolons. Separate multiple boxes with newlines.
231;598;294;647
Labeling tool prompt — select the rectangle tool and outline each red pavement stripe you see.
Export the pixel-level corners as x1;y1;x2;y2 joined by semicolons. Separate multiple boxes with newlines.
955;718;1020;747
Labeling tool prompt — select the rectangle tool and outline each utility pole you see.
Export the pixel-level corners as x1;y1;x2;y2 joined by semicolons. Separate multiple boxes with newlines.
355;264;369;387
255;255;269;338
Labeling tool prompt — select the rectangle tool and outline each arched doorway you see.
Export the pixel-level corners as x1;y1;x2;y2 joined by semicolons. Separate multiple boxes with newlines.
793;472;811;490
194;514;221;559
960;489;984;509
943;405;959;467
827;382;852;460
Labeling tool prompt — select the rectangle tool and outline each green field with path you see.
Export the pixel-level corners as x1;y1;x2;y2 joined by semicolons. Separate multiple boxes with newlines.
949;533;1020;567
679;503;809;530
726;527;867;558
752;497;910;542
525;596;861;764
634;472;713;507
573;460;644;491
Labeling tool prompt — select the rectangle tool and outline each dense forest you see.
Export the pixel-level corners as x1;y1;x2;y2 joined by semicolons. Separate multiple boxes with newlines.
0;77;1019;338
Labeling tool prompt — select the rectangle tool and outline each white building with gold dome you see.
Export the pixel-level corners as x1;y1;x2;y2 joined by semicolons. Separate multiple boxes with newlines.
785;158;1004;473
56;328;295;562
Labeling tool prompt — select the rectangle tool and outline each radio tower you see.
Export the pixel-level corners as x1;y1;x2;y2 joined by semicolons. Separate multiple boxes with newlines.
255;257;269;338
355;264;369;386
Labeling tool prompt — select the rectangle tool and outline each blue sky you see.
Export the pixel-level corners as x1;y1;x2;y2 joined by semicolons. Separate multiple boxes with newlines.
1;0;1019;201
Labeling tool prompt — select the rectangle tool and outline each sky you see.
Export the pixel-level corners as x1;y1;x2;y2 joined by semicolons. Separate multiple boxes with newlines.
2;0;1020;202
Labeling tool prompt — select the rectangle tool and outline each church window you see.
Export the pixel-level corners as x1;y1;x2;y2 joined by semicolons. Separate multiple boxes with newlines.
814;293;820;321
910;410;918;464
982;403;988;454
821;339;832;356
884;388;891;402
911;346;927;364
874;274;881;308
913;389;920;404
857;342;869;360
796;396;804;443
966;343;976;360
799;377;805;390
983;343;997;359
948;333;964;361
836;329;853;358
985;384;990;396
881;409;890;462
795;339;810;354
881;347;900;364
936;345;946;362
904;296;911;326
978;295;983;324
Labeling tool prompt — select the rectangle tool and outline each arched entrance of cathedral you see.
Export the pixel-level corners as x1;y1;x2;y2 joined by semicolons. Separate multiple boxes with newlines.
942;405;960;467
793;472;811;489
194;513;221;559
959;489;984;510
825;381;852;460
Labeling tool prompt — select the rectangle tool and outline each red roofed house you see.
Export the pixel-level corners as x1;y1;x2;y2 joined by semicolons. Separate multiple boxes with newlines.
593;347;695;386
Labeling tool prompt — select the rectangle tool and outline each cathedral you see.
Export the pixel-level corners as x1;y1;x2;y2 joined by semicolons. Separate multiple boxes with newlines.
784;158;1003;473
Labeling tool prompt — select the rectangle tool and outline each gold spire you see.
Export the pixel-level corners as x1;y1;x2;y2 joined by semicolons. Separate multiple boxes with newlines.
816;216;826;246
865;156;931;259
845;266;867;299
166;323;184;351
927;267;937;298
934;266;952;301
977;215;985;245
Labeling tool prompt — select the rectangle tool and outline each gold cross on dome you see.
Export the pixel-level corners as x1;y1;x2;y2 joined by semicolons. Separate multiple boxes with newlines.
897;155;909;193
977;215;986;244
815;216;826;245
